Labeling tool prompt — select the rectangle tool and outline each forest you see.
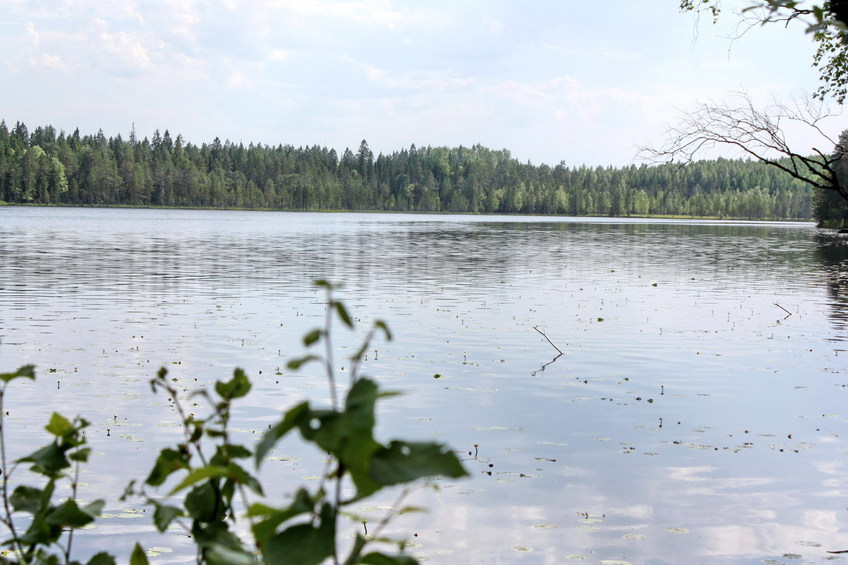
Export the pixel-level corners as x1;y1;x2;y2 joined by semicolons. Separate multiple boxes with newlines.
0;120;821;221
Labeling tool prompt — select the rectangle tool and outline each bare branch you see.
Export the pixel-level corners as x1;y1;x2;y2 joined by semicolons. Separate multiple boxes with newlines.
638;91;847;200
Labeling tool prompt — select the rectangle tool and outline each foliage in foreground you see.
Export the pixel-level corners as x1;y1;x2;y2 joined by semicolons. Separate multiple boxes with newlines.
0;281;467;564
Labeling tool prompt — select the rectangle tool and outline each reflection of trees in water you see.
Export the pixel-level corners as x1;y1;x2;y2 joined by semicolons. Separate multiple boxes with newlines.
814;234;848;341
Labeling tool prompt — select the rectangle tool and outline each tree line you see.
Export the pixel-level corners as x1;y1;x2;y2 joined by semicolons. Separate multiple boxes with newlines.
0;120;816;220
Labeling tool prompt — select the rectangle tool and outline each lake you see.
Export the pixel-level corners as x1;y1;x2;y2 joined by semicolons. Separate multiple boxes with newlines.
1;207;847;564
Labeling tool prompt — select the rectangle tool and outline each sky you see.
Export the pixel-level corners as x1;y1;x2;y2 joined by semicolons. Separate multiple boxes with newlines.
0;0;842;167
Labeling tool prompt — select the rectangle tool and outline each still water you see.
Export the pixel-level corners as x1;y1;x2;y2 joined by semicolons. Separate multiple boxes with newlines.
1;207;847;564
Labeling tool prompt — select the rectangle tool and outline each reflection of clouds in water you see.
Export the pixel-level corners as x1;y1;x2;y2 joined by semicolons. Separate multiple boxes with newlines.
611;504;653;520
814;460;845;476
666;465;716;482
5;210;848;564
698;520;838;558
814;460;848;493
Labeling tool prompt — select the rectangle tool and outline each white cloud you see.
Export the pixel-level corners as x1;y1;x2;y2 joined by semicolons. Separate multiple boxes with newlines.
269;48;289;61
274;0;406;29
90;18;155;73
38;53;66;71
229;69;249;88
0;0;836;166
25;21;39;47
361;63;472;91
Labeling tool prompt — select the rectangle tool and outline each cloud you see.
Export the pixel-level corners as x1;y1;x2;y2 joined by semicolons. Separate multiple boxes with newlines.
91;18;155;73
361;63;473;91
269;48;289;62
229;69;249;88
273;0;406;30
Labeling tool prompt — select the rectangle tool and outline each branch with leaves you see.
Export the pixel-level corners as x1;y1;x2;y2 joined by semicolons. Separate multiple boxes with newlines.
1;281;468;565
122;280;467;565
0;365;113;565
681;0;848;103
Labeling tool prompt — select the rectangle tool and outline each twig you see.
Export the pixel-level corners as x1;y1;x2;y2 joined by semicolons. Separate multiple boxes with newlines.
532;353;562;376
774;302;793;318
531;326;564;375
533;326;563;354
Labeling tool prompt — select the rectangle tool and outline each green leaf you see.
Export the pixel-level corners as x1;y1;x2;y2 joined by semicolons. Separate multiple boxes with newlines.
303;329;322;347
261;503;336;565
185;482;221;523
145;448;189;487
19;442;70;476
10;485;44;513
286;355;320;370
69;447;92;463
370;441;468;487
18;514;61;547
338;380;382;489
86;552;117;565
47;498;96;528
342;534;368;565
213;443;252;464
45;412;74;437
205;543;259;565
129;542;150;565
223;461;264;496
249;488;315;543
374;320;392;341
313;279;339;290
255;402;310;465
215;368;252;400
334;301;354;328
152;501;184;532
360;552;419;565
168;465;232;495
344;378;378;430
82;499;106;517
0;364;35;383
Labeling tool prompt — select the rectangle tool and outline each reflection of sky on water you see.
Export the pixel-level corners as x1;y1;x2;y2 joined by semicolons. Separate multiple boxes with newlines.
1;208;847;563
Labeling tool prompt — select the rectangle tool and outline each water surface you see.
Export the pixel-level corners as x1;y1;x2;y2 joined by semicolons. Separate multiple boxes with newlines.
1;207;847;564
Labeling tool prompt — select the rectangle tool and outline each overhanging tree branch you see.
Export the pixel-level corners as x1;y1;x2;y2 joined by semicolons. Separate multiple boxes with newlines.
639;91;848;202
